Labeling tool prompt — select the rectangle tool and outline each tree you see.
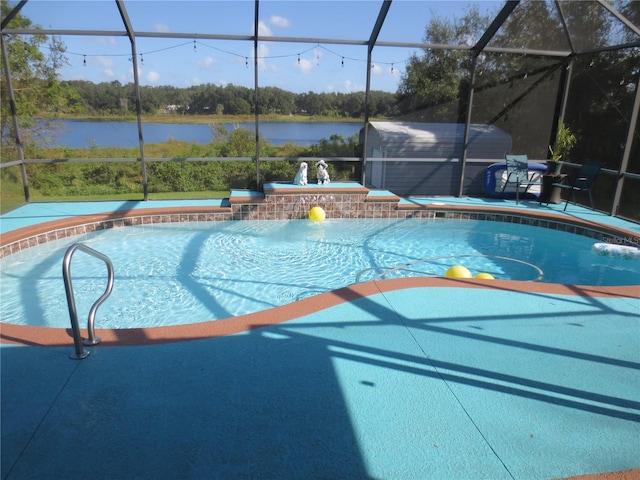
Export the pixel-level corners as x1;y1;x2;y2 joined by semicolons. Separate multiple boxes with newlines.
396;5;491;122
395;0;637;165
1;0;69;156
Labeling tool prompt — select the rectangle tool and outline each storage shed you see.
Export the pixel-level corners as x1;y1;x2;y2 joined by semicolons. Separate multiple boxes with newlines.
363;122;513;196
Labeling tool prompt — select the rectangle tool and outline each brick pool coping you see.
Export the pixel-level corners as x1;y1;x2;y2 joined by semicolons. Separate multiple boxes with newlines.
1;277;638;347
2;188;639;258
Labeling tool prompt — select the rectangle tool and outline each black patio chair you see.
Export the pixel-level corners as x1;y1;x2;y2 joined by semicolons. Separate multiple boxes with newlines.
549;159;603;211
502;154;538;204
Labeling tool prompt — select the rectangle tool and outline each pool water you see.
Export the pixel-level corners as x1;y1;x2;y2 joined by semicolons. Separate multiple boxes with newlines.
1;218;638;329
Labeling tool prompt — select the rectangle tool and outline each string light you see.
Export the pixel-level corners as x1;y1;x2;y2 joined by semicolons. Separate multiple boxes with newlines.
64;39;410;74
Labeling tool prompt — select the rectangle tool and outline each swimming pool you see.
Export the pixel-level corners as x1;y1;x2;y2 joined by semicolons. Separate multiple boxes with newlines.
1;218;638;329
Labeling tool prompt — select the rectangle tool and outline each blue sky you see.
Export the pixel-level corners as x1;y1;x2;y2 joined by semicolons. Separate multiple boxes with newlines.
15;0;502;93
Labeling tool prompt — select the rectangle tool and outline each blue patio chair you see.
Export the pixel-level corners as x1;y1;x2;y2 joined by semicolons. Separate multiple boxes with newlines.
502;154;538;204
549;159;602;211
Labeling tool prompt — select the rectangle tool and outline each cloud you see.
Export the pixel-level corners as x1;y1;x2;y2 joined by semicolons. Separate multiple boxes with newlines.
371;64;383;75
296;57;314;74
340;80;365;93
296;48;323;74
197;56;217;69
155;23;170;33
97;37;117;46
103;68;115;78
147;71;161;83
257;21;272;36
269;15;290;28
230;55;248;66
95;56;115;68
257;43;271;71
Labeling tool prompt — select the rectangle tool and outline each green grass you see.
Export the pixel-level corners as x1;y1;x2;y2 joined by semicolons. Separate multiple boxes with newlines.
31;191;229;202
1;196;27;214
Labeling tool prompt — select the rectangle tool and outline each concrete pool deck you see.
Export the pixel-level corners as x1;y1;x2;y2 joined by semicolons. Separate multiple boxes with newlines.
1;197;639;479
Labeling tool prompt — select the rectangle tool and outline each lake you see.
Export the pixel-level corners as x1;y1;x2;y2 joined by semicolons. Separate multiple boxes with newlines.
50;120;364;148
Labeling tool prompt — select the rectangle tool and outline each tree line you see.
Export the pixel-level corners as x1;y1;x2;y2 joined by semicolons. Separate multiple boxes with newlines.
61;80;400;118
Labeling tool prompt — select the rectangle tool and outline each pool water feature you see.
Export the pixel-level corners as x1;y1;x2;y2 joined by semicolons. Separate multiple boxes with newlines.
1;218;638;329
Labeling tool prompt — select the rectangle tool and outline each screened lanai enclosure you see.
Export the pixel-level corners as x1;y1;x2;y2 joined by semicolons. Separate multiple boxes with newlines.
1;0;639;220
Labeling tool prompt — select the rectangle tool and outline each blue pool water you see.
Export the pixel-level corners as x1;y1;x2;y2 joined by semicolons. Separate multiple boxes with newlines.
1;218;638;329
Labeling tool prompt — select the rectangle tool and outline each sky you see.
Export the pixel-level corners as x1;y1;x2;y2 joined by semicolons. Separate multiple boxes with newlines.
11;0;503;94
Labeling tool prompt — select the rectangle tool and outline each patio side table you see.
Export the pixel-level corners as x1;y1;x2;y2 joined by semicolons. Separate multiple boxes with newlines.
539;173;567;204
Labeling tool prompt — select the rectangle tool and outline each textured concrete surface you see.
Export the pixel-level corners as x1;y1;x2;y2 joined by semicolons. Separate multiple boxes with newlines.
2;286;638;479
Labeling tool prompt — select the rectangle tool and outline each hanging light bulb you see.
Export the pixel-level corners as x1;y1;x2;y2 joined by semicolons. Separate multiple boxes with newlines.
245;57;249;68
341;57;344;67
193;40;197;53
297;53;300;65
83;55;86;67
391;63;394;74
140;54;144;65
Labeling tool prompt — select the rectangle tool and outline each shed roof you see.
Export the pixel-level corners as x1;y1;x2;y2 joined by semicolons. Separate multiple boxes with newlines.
369;121;511;140
366;122;512;159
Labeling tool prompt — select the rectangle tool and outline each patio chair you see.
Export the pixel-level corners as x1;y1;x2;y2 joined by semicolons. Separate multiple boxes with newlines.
549;159;602;211
502;154;538;204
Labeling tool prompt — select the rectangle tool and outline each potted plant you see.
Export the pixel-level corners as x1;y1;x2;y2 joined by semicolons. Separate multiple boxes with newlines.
547;120;577;175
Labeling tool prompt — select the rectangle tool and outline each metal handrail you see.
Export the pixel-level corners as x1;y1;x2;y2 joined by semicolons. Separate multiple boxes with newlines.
62;243;114;359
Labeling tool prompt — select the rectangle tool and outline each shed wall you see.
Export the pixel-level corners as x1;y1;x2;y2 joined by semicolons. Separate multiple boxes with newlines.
364;122;512;196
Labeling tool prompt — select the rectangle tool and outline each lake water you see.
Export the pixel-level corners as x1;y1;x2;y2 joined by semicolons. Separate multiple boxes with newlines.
51;120;363;148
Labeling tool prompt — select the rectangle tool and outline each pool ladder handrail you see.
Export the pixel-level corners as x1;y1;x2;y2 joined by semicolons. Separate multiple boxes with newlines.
63;243;114;360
